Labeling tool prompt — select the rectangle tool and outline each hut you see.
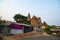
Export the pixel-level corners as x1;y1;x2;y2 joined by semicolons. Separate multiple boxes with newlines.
10;23;33;34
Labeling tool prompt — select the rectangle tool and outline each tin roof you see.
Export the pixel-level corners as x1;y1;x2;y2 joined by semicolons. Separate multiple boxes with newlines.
12;22;32;27
50;28;60;31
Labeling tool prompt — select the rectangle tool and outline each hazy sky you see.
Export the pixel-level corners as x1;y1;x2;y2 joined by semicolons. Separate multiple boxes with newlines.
0;0;60;26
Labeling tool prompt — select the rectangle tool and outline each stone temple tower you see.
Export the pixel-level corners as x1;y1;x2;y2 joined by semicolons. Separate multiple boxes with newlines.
37;17;42;26
27;13;31;21
30;16;38;33
30;16;42;33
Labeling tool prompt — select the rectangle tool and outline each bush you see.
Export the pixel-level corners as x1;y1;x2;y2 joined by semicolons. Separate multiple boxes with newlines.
44;25;52;34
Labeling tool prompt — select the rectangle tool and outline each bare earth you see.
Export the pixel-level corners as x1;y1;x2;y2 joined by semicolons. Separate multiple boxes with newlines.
3;32;60;40
16;36;60;40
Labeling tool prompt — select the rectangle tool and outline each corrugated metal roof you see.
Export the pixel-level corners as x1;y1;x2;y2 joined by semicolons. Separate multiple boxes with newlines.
50;29;60;31
12;22;32;27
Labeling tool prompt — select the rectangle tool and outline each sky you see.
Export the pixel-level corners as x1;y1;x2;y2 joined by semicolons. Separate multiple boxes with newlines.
0;0;60;26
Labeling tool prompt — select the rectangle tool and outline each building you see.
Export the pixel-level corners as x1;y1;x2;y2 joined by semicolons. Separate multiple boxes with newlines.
27;13;31;21
10;22;33;34
27;13;44;33
50;26;60;36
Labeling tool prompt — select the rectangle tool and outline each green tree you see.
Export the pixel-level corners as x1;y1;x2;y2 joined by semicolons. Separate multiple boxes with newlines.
0;20;6;25
13;14;30;24
13;14;26;22
44;25;53;34
0;20;2;24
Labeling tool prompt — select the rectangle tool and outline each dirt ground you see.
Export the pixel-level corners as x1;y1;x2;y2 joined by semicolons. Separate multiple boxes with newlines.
2;32;60;40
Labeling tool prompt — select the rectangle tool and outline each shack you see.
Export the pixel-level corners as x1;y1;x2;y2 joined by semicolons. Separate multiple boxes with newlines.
10;23;33;34
50;28;60;36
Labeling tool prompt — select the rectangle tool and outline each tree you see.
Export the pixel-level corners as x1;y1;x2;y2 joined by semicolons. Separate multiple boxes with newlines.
44;25;53;34
0;20;6;25
0;16;2;24
0;20;2;24
13;14;26;22
13;14;30;24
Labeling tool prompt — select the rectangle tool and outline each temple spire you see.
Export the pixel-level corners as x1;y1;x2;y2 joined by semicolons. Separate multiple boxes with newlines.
27;12;31;21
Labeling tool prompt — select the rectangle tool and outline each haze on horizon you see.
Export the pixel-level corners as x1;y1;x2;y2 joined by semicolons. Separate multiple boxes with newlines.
0;0;60;26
